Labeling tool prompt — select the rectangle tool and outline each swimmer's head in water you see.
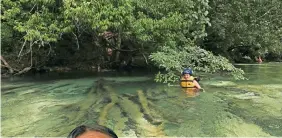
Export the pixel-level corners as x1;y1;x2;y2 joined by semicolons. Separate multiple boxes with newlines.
182;68;193;75
68;125;118;138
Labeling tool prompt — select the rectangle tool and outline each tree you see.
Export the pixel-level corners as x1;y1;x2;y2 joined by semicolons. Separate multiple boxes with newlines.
1;0;63;73
1;0;246;82
204;0;282;62
129;0;244;83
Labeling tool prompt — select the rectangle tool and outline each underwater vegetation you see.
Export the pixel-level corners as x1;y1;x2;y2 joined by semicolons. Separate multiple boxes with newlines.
1;72;282;137
219;84;282;136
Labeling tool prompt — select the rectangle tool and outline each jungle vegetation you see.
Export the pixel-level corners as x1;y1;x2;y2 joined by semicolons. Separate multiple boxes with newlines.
1;0;282;83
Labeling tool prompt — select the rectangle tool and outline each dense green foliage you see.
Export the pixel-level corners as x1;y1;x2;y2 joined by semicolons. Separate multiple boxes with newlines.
204;0;282;62
1;0;282;83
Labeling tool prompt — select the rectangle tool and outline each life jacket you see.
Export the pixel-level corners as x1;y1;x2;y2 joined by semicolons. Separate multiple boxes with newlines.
180;76;195;88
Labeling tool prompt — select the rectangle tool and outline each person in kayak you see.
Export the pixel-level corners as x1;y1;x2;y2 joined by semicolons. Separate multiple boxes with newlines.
180;68;201;89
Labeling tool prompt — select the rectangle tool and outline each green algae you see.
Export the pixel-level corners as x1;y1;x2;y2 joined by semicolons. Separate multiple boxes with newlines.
98;86;119;126
105;106;128;136
215;116;271;137
102;76;152;82
202;80;237;87
2;63;282;137
215;83;282;136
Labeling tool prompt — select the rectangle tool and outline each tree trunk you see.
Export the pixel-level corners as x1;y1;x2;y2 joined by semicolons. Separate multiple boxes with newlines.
0;56;14;74
14;67;32;75
115;30;121;63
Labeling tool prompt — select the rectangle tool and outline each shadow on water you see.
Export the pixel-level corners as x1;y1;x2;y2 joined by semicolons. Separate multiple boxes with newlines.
1;63;282;137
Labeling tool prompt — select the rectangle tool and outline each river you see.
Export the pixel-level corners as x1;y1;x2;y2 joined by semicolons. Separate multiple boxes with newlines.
1;63;282;137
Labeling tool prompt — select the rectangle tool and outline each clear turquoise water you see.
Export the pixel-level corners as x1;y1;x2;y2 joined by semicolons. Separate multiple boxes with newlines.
1;63;282;137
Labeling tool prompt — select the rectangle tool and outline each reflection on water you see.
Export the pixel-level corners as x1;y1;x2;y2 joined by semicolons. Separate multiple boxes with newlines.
182;88;200;98
1;63;282;137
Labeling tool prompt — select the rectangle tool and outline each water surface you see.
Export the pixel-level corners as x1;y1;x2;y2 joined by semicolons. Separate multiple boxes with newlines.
1;63;282;137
